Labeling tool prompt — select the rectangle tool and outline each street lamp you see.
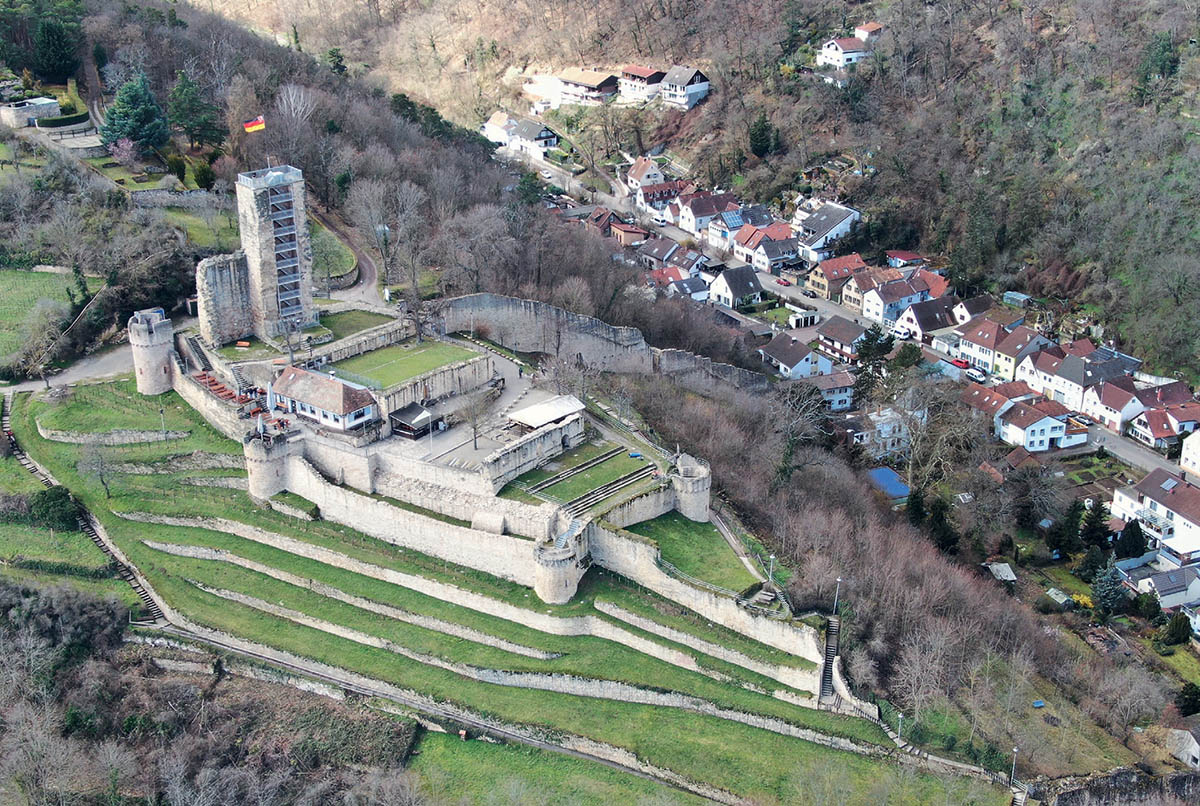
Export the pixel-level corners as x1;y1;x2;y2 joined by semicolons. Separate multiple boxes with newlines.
767;554;776;588
832;576;843;615
159;405;166;443
1010;747;1018;785
898;712;904;743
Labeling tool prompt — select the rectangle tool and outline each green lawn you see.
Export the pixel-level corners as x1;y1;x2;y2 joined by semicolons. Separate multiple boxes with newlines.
0;269;87;356
503;439;617;489
319;310;393;341
310;221;356;280
83;156;163;188
540;452;650;503
625;511;757;591
1036;564;1092;598
329;341;476;388
0;522;103;568
756;306;791;326
214;336;279;360
410;731;708;805
163;207;241;251
1138;635;1200;684
0;454;44;494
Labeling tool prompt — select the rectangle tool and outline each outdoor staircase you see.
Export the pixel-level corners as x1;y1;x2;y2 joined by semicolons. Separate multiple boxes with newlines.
230;365;252;395
3;394;163;623
186;336;213;372
528;446;624;494
1010;785;1028;806
562;465;656;517
819;615;841;701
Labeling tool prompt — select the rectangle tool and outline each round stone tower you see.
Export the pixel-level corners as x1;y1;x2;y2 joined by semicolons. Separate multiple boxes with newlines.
244;435;297;502
128;308;174;396
671;453;711;522
533;544;584;604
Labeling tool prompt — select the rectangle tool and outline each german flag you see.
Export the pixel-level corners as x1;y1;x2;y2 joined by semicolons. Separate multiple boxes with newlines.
242;115;266;133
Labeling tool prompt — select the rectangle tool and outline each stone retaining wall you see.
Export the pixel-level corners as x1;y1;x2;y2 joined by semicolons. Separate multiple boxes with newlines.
379;354;494;413
35;422;190;445
170;363;247;440
480;413;586;491
601;486;677;529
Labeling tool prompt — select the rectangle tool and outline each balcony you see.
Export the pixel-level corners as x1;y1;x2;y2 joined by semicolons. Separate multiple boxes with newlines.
1135;508;1172;539
278;287;302;303
276;271;300;285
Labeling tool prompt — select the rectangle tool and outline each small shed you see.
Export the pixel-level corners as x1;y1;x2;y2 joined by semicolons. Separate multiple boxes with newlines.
983;562;1017;584
0;97;61;128
1003;291;1032;308
507;394;585;430
866;466;910;505
1045;587;1075;610
390;402;443;440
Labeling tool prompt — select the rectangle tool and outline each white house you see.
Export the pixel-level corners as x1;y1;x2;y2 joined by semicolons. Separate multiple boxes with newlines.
801;370;857;411
854;22;884;43
843;408;911;458
732;221;794;264
815;316;867;364
677;192;740;236
1015;341;1141;413
708;265;762;308
758;333;833;379
1166;722;1200;770
794;202;861;264
861;278;929;325
954;317;1009;374
1081;377;1148;432
269;366;378;433
558;69;619;105
1128;402;1200;451
660;66;710;109
509;118;559;156
1131;567;1200;609
636;180;694;213
1111;468;1200;568
752;237;799;274
618;65;666;101
480;110;516;145
706;206;771;251
1182;431;1200;478
626;155;664;190
996;401;1066;452
816;38;870;69
896;296;960;343
666;276;709;302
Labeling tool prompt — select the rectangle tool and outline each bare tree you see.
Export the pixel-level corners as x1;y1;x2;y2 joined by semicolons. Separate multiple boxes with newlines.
78;445;114;499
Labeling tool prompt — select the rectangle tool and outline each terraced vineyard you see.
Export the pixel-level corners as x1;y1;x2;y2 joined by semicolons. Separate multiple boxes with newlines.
7;378;1010;805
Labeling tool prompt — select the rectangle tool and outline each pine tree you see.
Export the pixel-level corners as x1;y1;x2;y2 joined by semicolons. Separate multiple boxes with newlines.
1090;554;1125;617
167;71;223;149
1115;519;1146;559
907;487;926;527
1076;544;1104;582
193;161;216;191
927;497;958;553
326;47;347;75
1164;612;1194;645
852;324;895;398
1176;682;1200;717
33;18;79;83
748;113;773;158
1080;502;1112;548
100;72;169;152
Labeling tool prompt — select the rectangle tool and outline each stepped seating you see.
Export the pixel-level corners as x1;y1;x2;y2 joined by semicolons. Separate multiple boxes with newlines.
562;465;656;517
528;446;625;493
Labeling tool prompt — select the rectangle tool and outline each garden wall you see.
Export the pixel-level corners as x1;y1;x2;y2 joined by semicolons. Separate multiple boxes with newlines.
170;366;247;441
310;320;409;365
480;413;586;491
380;355;494;413
131;189;229;209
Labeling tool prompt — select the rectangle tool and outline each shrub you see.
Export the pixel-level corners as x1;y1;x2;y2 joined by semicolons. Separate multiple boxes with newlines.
167;155;186;184
36;111;90;128
29;486;81;530
193;161;215;190
1034;594;1058;614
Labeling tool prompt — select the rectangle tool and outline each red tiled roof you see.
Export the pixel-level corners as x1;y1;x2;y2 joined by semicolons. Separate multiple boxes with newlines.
886;249;924;262
957;316;1007;350
915;268;949;298
1005;446;1041;470
628;156;660;181
816;253;867;280
1032;399;1071;418
649;266;687;286
991;380;1035;399
610;221;647;235
1000;401;1055;430
1139;407;1176;439
1136;381;1193;407
1062;338;1097;357
622;65;662;79
833;37;867;52
857;22;884;33
1093;376;1140;411
961;383;1016;417
996;325;1044;358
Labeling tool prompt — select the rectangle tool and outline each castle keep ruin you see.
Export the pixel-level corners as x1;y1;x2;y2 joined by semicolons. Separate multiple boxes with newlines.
197;165;317;346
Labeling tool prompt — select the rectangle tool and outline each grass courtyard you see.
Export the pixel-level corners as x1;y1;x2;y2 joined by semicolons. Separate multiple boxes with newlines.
329;341;475;388
319;309;392;341
0;269;91;357
625;511;757;591
5;378;1011;805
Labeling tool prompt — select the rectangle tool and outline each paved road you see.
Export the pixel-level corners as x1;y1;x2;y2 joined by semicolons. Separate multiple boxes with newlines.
1087;425;1179;476
310;205;381;306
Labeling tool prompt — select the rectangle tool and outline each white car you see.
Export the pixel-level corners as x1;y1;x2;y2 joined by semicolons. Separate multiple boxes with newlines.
652;215;670;227
539;169;554;180
964;367;987;383
893;327;913;340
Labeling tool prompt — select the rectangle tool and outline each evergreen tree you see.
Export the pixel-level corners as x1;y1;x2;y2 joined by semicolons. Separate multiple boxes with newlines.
748;112;773;159
326;47;346;75
100;72;168;153
852;324;895;398
907;487;926;527
167;71;223;149
927;497;958;553
1090;555;1125;617
1176;682;1200;717
1133;592;1161;621
193;161;215;191
1080;502;1112;548
33;18;79;83
1164;612;1194;645
1115;519;1146;559
1076;544;1105;582
166;155;186;184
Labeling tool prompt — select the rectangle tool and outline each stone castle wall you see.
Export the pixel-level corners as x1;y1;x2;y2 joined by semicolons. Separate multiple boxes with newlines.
480;413;587;491
601;485;677;529
311;320;409;365
381;355;494;414
170;365;248;441
441;294;769;394
196;251;254;346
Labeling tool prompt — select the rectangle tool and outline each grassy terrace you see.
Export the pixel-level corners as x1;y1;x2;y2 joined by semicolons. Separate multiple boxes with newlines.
329;341;476;388
540;452;650;503
0;269;93;356
626;511;757;591
215;336;279;361
0;454;45;494
319;309;392;341
9;381;1008;805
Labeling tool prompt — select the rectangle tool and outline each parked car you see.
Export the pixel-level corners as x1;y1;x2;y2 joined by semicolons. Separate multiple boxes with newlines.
951;358;971;369
801;289;817;298
775;278;792;286
965;367;987;383
539;169;554;180
652;215;670;227
893;326;913;340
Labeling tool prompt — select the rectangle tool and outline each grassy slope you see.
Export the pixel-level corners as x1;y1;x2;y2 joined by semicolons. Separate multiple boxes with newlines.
9;382;1007;805
541;452;650;502
625;511;756;591
0;270;84;356
330;341;476;387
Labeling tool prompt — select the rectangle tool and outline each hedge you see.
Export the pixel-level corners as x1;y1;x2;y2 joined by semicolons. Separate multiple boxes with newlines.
36;111;90;129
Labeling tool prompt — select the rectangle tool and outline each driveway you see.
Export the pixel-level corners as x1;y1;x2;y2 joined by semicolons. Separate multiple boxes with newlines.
1087;425;1179;477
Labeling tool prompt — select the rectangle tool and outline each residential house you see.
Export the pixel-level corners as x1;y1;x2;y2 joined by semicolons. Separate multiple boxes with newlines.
635;179;695;213
979;445;1043;483
637;237;679;269
1182;430;1200;477
842;408;911;458
625;156;664;190
996;399;1076;452
1128;402;1200;451
480;110;516;145
800;370;857;411
706;205;771;251
666;276;709;302
954;316;1010;374
895;296;961;343
660;66;710;109
648;265;687;288
708;265;763;308
816;37;871;69
1081;377;1148;432
585;206;622;237
677;192;740;236
806;253;867;301
558;69;618;105
758;333;833;379
842;267;904;314
1130;567;1200;609
609;221;648;246
885;250;924;268
618;65;666;101
816;316;867;364
753;238;799;274
732;221;794;264
1166;719;1200;770
854;21;885;42
992;326;1054;381
794;203;861;264
913;268;950;299
666;247;707;276
1111;468;1200;568
952;296;992;325
509;118;559;156
861;278;930;325
960;380;1038;433
268;366;378;433
1015;341;1142;412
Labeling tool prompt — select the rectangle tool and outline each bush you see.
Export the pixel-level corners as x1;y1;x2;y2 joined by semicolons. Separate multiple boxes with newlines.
58;100;76;115
1034;594;1058;614
193;161;215;191
36;111;90;128
167;155;186;184
29;486;81;530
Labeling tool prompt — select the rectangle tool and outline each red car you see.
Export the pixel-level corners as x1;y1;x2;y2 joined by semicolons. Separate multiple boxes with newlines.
775;278;792;286
951;358;970;369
